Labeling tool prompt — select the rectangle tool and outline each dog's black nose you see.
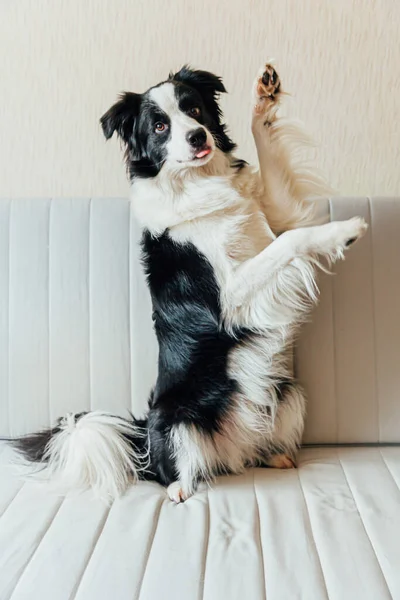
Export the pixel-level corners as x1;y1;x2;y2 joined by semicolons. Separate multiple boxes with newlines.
186;128;207;148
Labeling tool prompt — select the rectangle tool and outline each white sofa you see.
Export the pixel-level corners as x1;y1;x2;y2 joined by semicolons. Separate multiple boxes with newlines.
0;197;399;600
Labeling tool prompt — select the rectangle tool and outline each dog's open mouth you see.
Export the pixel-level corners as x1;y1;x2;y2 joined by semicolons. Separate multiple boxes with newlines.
194;146;212;159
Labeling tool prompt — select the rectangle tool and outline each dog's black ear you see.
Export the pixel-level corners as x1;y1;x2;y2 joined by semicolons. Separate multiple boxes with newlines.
171;66;227;98
100;92;141;143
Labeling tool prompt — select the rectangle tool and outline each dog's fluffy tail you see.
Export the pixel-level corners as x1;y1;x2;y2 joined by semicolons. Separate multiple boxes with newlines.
8;411;149;501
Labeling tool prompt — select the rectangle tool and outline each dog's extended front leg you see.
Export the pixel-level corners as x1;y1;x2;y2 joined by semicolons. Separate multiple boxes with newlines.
229;218;367;308
251;63;332;233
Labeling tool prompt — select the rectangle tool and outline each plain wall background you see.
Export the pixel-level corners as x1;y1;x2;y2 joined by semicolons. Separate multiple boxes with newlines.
0;0;399;198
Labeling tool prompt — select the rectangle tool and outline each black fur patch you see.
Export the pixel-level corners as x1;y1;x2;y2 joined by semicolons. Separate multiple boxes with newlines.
140;230;250;486
275;378;295;402
171;66;236;154
231;158;248;171
8;427;61;462
5;412;89;464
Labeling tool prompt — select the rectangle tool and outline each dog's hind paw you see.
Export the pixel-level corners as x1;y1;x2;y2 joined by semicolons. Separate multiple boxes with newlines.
266;454;297;469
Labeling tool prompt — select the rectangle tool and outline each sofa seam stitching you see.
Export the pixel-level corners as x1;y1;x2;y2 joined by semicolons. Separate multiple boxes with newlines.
88;198;92;413
198;487;211;600
367;196;380;442
7;199;12;435
69;503;112;599
253;470;267;600
136;497;165;599
0;482;25;520
296;468;330;600
8;497;65;600
336;450;393;597
328;198;339;444
378;449;400;495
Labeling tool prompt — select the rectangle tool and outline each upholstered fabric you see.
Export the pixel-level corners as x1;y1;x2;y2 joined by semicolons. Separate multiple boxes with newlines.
0;197;399;442
1;443;399;600
1;197;400;600
299;197;400;443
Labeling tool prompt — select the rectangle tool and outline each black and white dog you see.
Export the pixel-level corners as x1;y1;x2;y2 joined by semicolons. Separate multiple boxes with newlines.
11;63;367;502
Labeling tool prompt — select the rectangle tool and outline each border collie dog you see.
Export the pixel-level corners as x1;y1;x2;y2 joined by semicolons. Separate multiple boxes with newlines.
11;63;367;502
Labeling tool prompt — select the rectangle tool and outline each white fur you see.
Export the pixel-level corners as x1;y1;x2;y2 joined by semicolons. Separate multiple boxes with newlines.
169;382;306;498
43;412;148;501
149;83;215;166
169;394;271;496
251;60;334;231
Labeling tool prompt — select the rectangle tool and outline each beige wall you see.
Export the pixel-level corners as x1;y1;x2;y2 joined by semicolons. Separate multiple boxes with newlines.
0;0;399;197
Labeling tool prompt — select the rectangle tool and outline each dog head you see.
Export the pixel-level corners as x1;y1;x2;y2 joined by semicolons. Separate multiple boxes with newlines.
100;66;235;179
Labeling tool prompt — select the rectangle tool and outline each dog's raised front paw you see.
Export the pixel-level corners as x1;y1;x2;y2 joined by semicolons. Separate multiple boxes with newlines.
259;64;281;99
252;62;282;120
342;216;368;247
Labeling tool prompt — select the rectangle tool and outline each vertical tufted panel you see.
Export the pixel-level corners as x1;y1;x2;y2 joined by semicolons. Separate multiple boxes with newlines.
8;199;51;435
369;198;400;441
0;198;158;436
88;199;131;414
49;199;91;421
1;197;399;443
298;197;400;444
129;212;158;418
0;200;10;433
328;198;377;443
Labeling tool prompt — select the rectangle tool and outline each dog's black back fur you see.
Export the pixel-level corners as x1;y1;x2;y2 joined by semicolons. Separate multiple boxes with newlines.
140;230;250;486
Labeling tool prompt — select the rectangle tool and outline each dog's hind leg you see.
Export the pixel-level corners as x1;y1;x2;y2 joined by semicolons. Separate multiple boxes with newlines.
263;382;307;468
251;62;333;233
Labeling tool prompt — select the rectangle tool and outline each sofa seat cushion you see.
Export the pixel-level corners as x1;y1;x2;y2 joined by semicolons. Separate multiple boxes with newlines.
0;444;399;600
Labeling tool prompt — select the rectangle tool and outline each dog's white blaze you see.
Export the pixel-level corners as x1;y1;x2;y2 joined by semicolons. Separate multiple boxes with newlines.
149;83;178;115
149;83;213;164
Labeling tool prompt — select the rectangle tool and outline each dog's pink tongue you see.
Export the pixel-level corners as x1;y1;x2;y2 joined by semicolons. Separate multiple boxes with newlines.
195;148;211;159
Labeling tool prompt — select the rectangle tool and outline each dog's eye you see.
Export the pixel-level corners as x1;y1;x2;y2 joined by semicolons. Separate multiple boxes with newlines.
155;122;167;133
189;107;201;117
